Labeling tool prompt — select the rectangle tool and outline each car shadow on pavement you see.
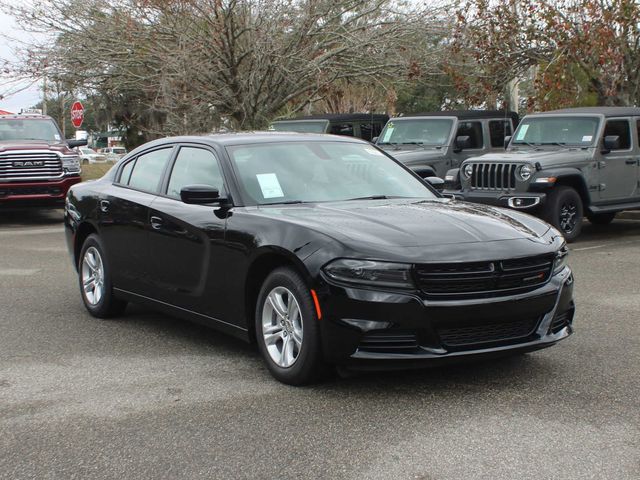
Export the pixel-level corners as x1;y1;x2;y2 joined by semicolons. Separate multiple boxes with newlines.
0;208;64;227
117;304;558;392
577;217;640;242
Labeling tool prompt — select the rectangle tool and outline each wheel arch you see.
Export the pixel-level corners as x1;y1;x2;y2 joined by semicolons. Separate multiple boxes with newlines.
533;169;591;208
243;248;313;344
74;221;99;270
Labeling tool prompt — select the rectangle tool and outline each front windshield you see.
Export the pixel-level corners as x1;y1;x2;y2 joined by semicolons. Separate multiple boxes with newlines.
81;148;95;154
512;116;600;146
0;118;62;142
269;121;328;134
227;141;436;205
377;119;453;145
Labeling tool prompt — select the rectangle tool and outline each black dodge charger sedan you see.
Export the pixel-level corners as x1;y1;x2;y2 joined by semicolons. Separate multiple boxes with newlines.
65;133;574;384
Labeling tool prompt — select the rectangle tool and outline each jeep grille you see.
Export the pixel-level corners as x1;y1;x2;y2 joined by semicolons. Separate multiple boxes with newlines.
469;163;517;191
0;152;63;181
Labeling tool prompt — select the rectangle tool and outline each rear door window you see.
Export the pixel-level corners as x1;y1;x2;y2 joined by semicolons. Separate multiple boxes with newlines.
456;121;483;149
125;148;173;192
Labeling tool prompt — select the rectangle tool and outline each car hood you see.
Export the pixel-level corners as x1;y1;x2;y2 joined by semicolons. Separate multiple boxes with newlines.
467;148;592;167
0;140;74;155
255;198;552;248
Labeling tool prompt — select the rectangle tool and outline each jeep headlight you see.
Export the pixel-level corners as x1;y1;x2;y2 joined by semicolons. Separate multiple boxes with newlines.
323;259;414;289
553;244;569;275
519;164;533;181
463;163;473;178
61;154;81;174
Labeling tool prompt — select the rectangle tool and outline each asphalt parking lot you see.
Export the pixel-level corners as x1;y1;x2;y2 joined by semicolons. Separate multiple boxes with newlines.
0;209;639;480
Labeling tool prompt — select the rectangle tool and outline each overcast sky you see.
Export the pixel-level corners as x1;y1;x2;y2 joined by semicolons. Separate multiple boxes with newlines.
0;7;42;113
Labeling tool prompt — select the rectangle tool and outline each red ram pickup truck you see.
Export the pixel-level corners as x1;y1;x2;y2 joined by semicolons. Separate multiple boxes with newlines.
0;114;86;208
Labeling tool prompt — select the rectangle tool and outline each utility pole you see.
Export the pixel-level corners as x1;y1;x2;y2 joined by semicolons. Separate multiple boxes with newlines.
42;76;47;115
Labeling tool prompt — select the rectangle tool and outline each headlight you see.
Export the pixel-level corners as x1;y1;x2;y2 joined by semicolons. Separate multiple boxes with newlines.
61;155;81;173
553;244;569;274
323;259;414;288
519;164;533;181
463;163;473;178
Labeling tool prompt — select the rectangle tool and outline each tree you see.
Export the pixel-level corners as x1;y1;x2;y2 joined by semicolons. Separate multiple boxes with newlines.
449;0;640;110
2;0;447;134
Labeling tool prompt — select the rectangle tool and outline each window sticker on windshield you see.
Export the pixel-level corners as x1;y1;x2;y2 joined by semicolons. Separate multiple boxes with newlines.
256;173;284;198
54;134;61;140
582;135;592;142
381;123;394;142
515;125;529;140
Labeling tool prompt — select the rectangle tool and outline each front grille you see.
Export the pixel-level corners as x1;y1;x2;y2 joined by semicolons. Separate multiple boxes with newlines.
358;330;419;353
548;307;574;334
438;317;540;347
469;163;518;190
0;152;63;181
415;254;555;299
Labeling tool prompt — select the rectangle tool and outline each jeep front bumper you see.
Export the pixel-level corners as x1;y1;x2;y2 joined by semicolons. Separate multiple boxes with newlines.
444;190;547;211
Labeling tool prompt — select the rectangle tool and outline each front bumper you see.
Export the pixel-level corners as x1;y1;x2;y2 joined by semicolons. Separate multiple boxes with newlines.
316;267;574;367
0;176;81;207
444;190;547;211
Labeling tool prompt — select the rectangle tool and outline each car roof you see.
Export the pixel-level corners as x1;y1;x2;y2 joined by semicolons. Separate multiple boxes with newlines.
537;106;640;117
126;132;369;155
271;113;389;123
395;110;519;122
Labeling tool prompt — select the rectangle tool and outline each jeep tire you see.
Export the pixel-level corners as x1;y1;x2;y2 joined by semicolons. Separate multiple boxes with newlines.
543;186;583;242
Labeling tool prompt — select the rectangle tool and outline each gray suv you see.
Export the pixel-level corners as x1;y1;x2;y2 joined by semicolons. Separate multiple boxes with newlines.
375;110;519;178
446;107;640;241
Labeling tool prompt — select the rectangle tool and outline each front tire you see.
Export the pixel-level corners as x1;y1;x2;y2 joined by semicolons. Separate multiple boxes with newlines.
255;267;323;385
543;186;583;242
587;212;616;225
78;234;127;318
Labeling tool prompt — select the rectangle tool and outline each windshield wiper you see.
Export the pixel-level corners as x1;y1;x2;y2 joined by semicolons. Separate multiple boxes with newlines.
512;140;539;149
260;200;305;205
345;195;408;201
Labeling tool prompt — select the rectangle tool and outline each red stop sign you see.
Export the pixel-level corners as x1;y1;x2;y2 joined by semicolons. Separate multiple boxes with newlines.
71;101;84;129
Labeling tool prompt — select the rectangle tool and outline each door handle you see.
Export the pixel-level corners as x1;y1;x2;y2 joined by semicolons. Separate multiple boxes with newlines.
99;200;110;213
150;216;164;230
625;159;637;165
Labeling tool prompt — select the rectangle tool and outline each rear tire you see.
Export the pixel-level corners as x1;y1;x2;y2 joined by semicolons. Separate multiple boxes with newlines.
78;234;127;318
587;212;616;225
543;186;583;242
255;267;323;385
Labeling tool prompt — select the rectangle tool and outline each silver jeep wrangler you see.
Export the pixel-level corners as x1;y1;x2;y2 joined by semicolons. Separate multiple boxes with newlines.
446;107;640;241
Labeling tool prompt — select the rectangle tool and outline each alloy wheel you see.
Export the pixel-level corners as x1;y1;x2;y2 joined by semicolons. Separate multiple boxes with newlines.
559;202;578;234
261;286;304;368
81;246;105;306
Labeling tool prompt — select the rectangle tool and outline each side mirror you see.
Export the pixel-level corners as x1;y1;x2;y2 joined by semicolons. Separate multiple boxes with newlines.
67;139;88;148
602;135;620;154
372;136;379;144
425;176;445;192
453;135;471;152
180;184;225;205
504;135;512;150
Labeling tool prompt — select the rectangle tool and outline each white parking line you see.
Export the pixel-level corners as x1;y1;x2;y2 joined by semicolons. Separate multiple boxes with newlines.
0;268;41;275
572;238;640;251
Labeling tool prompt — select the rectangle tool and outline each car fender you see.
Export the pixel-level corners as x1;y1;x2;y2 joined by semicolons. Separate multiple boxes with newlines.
530;168;591;206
